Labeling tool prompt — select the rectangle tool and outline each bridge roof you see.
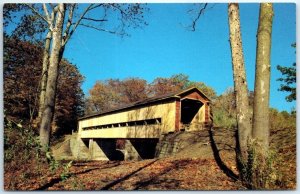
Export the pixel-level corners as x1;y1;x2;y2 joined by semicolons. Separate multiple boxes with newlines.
79;87;210;121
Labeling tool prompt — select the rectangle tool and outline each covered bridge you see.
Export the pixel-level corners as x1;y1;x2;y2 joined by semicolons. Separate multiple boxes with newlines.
74;87;212;160
78;87;212;139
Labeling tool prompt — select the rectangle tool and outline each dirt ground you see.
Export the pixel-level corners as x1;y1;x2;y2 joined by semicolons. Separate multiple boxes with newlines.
5;128;245;191
45;157;243;191
4;127;295;190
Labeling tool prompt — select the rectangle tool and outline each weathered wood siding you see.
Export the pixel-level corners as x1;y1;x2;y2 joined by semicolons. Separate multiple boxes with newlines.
180;89;209;103
78;100;176;138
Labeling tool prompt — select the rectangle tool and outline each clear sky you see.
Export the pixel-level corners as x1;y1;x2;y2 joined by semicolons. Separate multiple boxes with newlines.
63;3;296;112
4;3;294;112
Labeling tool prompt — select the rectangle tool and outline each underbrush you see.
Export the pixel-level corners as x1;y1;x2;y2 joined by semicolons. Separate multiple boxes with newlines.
240;146;286;189
270;126;296;189
4;116;73;190
238;126;296;190
4;117;45;167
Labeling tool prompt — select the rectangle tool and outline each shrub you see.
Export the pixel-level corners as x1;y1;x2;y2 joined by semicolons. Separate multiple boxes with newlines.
4;115;73;190
4;116;45;167
240;142;286;190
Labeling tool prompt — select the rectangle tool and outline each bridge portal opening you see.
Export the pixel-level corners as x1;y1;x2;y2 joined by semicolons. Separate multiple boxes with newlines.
181;98;203;124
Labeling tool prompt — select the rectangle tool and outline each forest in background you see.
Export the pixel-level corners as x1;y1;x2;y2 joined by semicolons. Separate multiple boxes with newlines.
4;34;295;137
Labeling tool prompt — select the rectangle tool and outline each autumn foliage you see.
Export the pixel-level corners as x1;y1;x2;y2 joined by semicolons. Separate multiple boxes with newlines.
86;74;216;115
4;35;84;136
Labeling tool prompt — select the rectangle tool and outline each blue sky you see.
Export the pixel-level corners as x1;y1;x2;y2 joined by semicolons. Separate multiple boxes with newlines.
4;3;294;112
64;3;296;112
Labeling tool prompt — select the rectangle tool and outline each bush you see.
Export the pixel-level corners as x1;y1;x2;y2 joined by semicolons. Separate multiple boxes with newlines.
4;116;45;167
240;142;286;190
4;115;74;190
269;108;296;132
213;109;237;128
4;115;48;190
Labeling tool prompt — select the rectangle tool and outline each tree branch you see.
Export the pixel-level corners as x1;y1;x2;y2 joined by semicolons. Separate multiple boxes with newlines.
43;3;59;31
62;4;75;46
109;4;127;17
42;3;51;21
82;17;108;22
88;4;104;12
190;3;208;31
50;5;58;22
24;4;50;27
79;23;126;36
62;4;95;46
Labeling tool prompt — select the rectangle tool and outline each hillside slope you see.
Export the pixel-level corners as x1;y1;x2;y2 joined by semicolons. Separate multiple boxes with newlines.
5;126;295;190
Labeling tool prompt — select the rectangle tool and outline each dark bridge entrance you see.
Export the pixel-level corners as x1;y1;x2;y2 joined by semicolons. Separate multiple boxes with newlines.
181;98;203;125
83;138;159;161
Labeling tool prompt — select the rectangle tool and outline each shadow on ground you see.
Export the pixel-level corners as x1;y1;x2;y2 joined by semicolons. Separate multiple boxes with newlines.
208;127;239;181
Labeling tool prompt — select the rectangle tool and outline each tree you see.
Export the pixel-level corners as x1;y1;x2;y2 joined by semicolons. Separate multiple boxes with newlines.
87;77;148;114
4;4;52;123
86;75;216;116
13;3;148;150
186;81;217;99
212;88;236;128
3;4;22;28
228;3;274;188
277;43;296;102
213;88;255;129
227;3;252;167
3;36;84;137
150;76;184;96
118;78;148;103
37;30;52;120
191;3;274;187
277;63;296;102
252;2;274;158
38;3;66;151
3;35;42;123
149;73;216;99
190;2;276;188
87;81;121;113
54;60;85;136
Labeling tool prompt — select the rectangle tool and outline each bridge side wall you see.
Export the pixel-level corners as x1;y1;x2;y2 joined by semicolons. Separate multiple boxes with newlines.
78;100;176;138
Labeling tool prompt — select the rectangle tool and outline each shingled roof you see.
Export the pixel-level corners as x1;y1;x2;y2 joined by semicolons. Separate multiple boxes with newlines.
79;87;210;120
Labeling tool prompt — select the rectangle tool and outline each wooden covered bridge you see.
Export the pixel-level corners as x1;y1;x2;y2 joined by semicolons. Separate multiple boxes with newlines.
74;87;212;160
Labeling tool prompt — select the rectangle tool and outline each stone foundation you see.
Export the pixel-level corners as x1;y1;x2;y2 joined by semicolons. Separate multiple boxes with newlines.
53;129;211;161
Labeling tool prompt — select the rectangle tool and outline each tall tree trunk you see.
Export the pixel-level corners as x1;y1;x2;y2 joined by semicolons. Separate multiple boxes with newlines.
252;3;273;155
38;30;52;120
39;3;65;151
228;3;252;163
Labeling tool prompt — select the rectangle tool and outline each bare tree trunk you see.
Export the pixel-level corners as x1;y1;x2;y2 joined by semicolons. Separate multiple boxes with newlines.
39;4;65;151
38;30;52;120
228;3;252;163
252;3;273;155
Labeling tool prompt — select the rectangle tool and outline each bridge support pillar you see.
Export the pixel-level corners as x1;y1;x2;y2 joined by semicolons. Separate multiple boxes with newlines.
88;139;94;159
124;140;141;160
88;139;112;160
